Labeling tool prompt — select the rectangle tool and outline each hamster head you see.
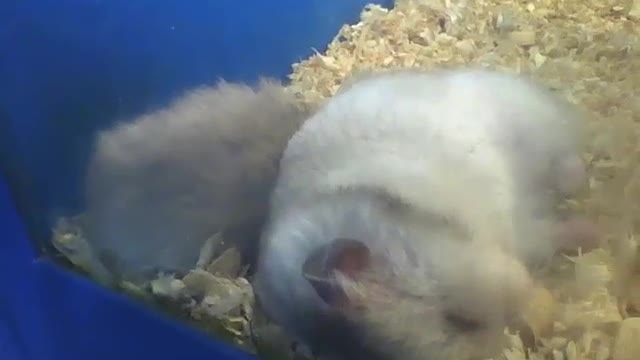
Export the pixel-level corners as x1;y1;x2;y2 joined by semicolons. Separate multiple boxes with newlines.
301;236;535;360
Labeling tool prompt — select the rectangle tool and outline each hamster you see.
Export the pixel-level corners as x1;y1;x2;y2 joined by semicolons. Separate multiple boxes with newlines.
83;78;312;284
253;68;592;360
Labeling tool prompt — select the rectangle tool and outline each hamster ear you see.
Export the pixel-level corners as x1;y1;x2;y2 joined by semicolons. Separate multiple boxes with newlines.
302;238;371;307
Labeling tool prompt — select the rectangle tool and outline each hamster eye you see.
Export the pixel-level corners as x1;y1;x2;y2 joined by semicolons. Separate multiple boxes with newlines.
443;311;484;332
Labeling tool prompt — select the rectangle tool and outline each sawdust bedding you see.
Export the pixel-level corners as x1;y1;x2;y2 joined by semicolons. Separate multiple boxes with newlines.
51;1;640;359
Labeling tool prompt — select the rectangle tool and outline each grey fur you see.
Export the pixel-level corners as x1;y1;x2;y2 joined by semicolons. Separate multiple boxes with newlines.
84;79;312;283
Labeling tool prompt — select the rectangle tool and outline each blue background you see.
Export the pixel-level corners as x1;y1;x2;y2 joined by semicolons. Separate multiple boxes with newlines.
0;1;392;359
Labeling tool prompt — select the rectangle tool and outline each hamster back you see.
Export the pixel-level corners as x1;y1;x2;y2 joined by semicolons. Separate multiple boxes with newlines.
279;68;586;267
84;79;311;282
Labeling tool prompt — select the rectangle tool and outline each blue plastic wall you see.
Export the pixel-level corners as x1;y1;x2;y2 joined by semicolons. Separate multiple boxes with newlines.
0;1;393;359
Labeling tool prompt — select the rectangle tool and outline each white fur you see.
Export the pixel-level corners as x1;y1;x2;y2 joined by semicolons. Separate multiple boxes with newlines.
255;68;585;359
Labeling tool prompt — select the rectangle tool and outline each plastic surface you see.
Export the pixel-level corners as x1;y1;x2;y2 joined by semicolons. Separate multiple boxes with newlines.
0;0;392;359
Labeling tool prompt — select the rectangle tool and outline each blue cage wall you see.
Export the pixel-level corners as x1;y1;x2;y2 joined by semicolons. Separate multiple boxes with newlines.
0;1;392;359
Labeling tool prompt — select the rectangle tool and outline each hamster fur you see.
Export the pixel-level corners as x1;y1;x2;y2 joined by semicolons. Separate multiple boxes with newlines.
254;68;588;360
84;79;312;283
273;68;587;269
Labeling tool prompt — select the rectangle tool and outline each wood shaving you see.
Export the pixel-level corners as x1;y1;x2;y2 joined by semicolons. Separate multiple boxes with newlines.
51;218;300;359
612;318;640;360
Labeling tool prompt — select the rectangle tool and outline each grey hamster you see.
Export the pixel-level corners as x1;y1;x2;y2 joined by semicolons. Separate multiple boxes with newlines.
83;78;312;284
253;68;590;360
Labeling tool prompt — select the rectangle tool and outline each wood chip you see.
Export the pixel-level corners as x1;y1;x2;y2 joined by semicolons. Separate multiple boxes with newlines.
509;31;537;46
612;318;640;360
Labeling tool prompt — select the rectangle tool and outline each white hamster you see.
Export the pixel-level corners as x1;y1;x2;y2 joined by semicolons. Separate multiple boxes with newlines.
253;68;590;360
83;79;311;284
